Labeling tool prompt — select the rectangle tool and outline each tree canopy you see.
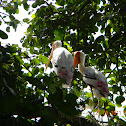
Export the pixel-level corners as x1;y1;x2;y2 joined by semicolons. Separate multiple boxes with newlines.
0;0;126;125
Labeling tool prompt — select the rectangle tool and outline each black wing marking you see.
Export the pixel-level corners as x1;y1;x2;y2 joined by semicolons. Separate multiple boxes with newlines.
52;59;66;69
99;91;105;97
55;64;58;67
83;73;97;80
62;67;65;69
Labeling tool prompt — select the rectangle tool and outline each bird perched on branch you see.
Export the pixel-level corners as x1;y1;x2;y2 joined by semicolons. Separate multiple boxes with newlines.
46;40;74;91
73;51;109;109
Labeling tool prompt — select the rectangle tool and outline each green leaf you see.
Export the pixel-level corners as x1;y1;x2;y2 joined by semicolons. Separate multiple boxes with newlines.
56;0;65;6
12;44;18;47
6;27;10;32
33;58;40;65
31;14;35;19
94;26;98;32
104;69;111;73
23;18;29;23
111;57;117;63
10;21;17;30
15;55;24;64
0;30;8;39
115;96;125;107
85;92;92;98
100;109;106;116
32;0;45;8
32;67;39;75
60;101;80;116
30;47;34;54
23;63;30;69
39;54;49;64
86;115;91;119
66;124;71;126
98;57;106;69
39;67;44;74
16;8;19;14
64;42;73;52
111;85;119;94
23;2;29;11
109;119;115;125
48;87;63;106
0;21;2;25
107;102;115;112
95;35;105;43
54;29;65;40
65;93;78;106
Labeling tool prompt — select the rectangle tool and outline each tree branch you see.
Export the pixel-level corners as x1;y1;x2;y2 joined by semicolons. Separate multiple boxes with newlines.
106;66;116;78
0;15;7;23
0;12;10;16
73;0;91;16
47;96;100;126
77;13;80;45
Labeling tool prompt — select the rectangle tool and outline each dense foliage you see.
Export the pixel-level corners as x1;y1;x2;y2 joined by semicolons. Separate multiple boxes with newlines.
0;0;126;125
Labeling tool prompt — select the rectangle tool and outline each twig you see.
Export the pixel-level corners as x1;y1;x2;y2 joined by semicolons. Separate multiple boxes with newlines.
0;12;10;16
88;111;99;123
3;78;16;95
106;66;116;78
73;0;91;16
22;64;33;76
77;13;80;45
0;15;7;23
44;0;53;13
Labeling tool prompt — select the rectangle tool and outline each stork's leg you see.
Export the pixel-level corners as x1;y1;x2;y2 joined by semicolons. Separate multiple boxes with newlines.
67;78;72;93
98;99;100;121
90;86;94;109
69;83;71;93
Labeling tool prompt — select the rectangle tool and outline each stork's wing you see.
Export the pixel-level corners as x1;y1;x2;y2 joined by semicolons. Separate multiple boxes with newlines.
83;67;109;97
52;47;73;68
83;67;98;88
51;47;74;85
83;67;107;84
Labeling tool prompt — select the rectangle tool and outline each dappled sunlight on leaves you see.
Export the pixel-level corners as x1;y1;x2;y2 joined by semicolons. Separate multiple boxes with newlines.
0;0;126;125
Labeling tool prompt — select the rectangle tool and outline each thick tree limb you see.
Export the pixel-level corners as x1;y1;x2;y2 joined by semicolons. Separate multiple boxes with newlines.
47;97;100;126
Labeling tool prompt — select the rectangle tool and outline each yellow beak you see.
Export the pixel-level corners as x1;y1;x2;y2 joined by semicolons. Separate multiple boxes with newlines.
45;49;53;70
74;57;78;69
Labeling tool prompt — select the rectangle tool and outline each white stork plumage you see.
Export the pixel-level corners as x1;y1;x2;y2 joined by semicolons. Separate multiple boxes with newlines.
46;41;74;91
73;51;109;109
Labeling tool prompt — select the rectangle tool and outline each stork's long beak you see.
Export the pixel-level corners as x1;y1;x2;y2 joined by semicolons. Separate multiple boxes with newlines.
45;49;53;70
45;42;55;70
74;57;78;69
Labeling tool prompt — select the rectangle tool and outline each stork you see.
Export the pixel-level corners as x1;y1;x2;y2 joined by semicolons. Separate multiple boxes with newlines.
73;51;109;112
46;41;74;91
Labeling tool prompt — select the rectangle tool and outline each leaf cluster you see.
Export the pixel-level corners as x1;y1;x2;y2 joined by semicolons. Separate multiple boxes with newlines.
0;0;126;125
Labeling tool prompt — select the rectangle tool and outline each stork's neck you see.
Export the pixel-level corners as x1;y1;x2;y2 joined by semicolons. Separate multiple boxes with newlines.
78;53;85;74
78;63;85;74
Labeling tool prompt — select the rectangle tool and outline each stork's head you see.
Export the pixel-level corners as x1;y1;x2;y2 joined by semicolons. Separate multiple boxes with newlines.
74;51;85;69
45;40;62;70
53;40;62;50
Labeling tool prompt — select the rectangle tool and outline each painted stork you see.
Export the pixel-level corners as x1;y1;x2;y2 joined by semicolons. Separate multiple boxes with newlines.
73;51;109;109
46;40;74;91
